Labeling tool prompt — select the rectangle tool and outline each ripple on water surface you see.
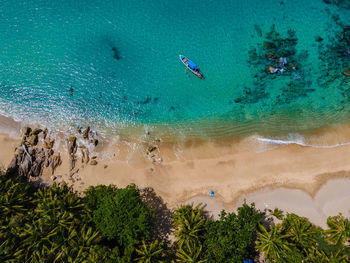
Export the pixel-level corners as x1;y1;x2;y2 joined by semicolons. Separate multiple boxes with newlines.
0;0;350;140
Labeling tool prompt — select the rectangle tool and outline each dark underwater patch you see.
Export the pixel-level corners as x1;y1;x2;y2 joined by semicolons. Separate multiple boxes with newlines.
111;46;120;60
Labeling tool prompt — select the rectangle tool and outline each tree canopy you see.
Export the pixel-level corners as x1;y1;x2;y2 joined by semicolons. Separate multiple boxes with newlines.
1;172;350;262
91;184;153;248
203;203;263;262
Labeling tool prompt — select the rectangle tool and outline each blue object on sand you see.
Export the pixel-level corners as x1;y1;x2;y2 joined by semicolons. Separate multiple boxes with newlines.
210;190;215;197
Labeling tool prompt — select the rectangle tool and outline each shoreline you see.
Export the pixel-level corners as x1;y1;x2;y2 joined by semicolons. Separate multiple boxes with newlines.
2;115;350;227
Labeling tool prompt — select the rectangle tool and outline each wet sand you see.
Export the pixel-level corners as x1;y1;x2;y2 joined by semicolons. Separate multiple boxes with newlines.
1;115;350;226
185;177;350;227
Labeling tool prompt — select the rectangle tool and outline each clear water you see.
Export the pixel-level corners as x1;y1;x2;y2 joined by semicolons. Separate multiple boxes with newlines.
0;0;350;140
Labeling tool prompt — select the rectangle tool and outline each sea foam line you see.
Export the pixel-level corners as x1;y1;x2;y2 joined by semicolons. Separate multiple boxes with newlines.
256;137;350;149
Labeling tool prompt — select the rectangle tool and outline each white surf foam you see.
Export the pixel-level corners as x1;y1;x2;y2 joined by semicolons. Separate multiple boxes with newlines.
256;135;350;149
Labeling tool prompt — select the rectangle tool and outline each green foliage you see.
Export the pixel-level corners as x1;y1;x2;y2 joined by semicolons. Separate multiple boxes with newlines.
271;208;284;220
135;240;165;263
282;213;319;254
203;203;263;262
84;184;118;210
256;224;291;262
326;213;350;245
256;212;350;262
172;203;207;248
0;176;104;262
175;240;207;263
92;184;152;248
2;172;350;262
275;246;305;263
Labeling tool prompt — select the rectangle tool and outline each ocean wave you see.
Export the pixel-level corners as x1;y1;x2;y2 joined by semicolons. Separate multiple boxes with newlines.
256;136;350;149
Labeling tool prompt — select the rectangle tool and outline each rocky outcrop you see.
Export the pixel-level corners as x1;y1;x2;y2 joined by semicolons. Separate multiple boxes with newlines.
6;125;101;186
68;136;77;171
6;127;62;179
82;126;90;140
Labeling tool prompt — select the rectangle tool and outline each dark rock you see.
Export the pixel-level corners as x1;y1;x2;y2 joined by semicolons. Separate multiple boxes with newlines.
90;160;98;165
148;146;157;153
47;149;54;157
136;96;152;105
94;139;99;146
81;149;85;163
234;98;242;103
19;155;31;177
15;147;24;156
315;36;323;42
51;154;62;175
82;126;90;139
29;161;42;177
30;128;42;136
69;156;76;171
111;46;120;60
28;147;34;155
44;139;55;149
23;127;32;136
68;136;77;155
104;165;108;169
27;134;38;146
42;128;48;139
263;41;276;50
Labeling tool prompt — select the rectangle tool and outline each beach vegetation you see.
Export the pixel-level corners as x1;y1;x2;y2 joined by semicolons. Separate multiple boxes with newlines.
91;183;153;260
135;240;165;263
203;203;263;262
172;203;206;248
325;213;350;245
175;240;207;263
282;213;319;254
270;208;284;220
1;171;350;262
255;224;291;261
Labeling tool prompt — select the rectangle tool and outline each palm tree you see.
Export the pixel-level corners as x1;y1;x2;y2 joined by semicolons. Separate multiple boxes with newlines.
61;224;102;262
0;178;33;224
308;246;349;263
325;213;350;245
283;213;318;254
176;241;207;263
135;240;165;263
172;203;206;247
255;224;292;262
270;208;284;220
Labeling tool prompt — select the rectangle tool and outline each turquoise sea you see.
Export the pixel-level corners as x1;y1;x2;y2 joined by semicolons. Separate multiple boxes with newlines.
0;0;350;140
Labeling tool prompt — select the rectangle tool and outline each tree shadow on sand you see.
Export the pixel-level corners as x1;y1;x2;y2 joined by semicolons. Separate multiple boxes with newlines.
140;187;173;242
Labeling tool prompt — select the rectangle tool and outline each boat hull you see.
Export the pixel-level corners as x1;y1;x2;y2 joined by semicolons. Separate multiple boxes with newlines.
179;55;203;78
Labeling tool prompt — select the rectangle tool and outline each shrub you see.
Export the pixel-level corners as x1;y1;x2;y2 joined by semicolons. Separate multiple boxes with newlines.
92;184;152;248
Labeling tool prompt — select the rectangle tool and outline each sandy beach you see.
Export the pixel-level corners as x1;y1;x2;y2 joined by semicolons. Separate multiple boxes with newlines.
2;115;350;227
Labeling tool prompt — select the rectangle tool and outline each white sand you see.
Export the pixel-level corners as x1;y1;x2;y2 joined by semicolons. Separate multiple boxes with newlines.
1;114;350;228
234;178;350;227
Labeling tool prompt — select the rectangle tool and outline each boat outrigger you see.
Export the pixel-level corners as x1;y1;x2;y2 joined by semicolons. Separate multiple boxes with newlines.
179;55;203;79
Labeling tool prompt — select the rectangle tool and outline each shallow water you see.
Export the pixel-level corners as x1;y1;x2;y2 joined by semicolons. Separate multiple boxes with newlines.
0;0;350;141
